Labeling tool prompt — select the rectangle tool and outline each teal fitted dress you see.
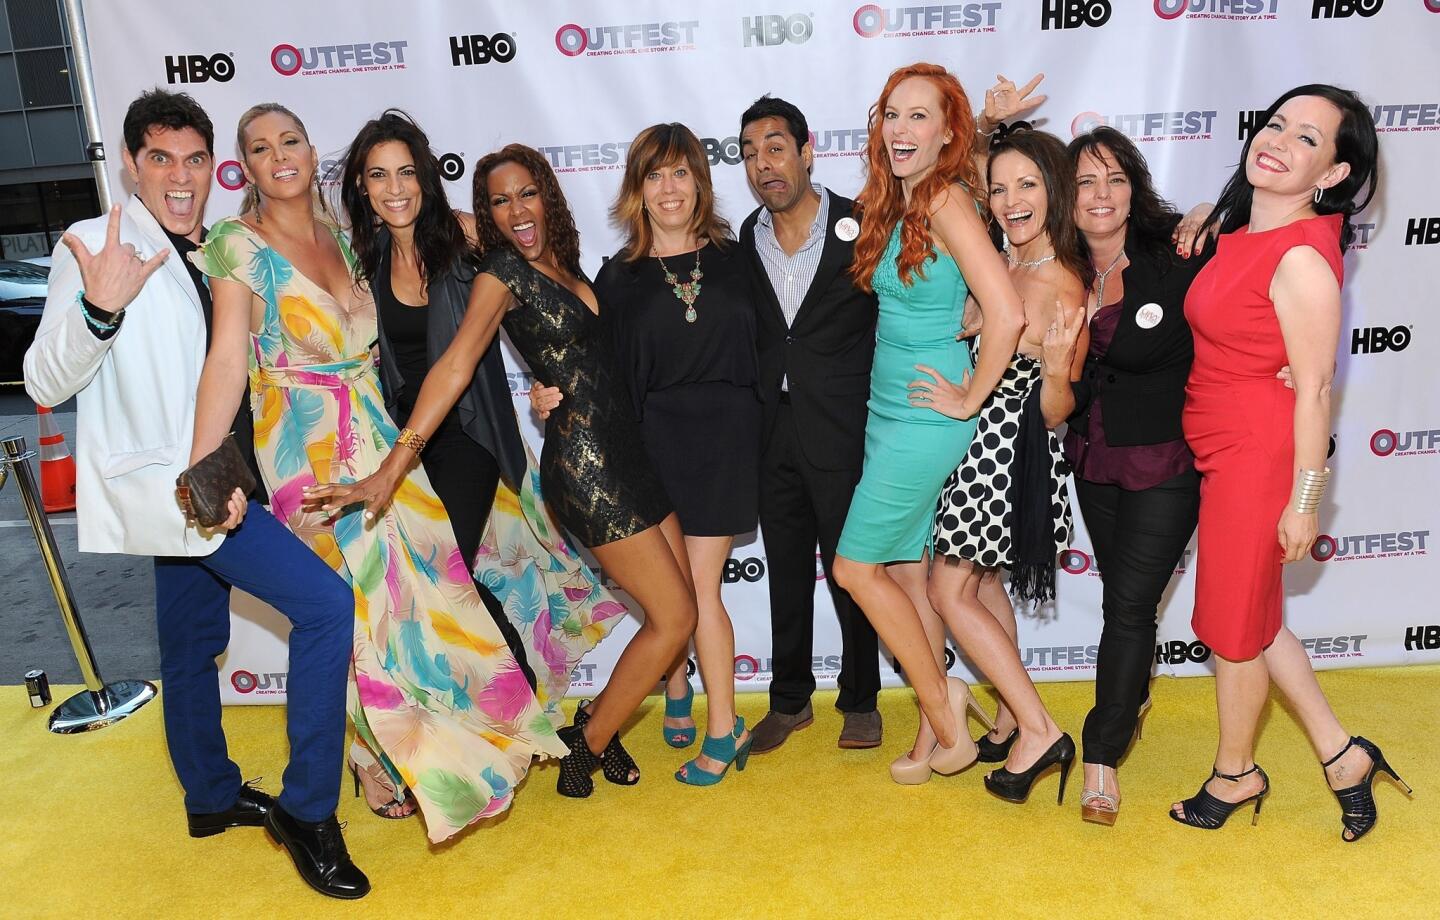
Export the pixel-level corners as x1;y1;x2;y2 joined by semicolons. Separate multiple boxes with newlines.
836;224;978;563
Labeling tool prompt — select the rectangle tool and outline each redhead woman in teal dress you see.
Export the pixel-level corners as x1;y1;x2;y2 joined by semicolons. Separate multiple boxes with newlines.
832;64;1025;782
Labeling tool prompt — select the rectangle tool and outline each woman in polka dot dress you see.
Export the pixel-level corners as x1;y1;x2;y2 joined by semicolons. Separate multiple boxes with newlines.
915;126;1089;801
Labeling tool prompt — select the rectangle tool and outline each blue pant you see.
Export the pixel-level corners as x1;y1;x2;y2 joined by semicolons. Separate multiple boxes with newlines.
153;500;353;823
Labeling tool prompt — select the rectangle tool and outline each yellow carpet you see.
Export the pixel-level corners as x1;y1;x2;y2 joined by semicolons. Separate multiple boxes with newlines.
2;668;1436;920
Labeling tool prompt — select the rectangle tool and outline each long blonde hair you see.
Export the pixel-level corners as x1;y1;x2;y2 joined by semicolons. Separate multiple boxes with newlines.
235;102;331;223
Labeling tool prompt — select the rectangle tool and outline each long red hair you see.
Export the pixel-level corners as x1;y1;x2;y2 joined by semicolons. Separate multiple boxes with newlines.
850;63;982;291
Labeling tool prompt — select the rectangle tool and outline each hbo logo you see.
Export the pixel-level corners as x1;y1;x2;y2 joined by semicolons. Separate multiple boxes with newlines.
1042;0;1111;29
165;53;235;84
1350;325;1411;355
1155;640;1212;665
703;135;742;166
1312;0;1382;17
723;557;766;583
741;13;814;46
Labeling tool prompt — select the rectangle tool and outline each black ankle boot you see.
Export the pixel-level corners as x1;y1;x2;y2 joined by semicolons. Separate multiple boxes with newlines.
264;806;370;900
576;701;640;786
556;723;602;798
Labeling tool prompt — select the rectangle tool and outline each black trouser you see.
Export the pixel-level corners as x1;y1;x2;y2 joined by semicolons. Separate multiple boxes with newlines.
760;401;880;714
1077;469;1200;766
405;412;537;692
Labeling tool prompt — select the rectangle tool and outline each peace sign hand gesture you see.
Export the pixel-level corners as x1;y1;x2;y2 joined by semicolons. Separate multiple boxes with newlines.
980;73;1047;134
60;204;170;314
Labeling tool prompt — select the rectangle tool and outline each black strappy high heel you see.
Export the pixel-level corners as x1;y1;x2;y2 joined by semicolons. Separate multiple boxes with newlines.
1170;764;1269;829
984;733;1076;804
555;723;602;799
576;700;640;786
1323;736;1412;842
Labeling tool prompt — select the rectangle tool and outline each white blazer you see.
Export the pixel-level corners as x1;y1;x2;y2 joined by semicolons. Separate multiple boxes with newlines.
24;195;224;557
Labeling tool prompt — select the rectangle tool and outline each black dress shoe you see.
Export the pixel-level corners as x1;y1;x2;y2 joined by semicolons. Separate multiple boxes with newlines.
264;806;370;900
187;782;276;838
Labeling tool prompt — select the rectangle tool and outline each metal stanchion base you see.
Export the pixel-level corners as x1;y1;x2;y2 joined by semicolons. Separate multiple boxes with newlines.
48;679;157;734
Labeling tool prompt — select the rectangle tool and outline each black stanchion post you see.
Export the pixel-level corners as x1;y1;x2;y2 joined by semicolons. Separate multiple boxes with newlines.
0;435;156;732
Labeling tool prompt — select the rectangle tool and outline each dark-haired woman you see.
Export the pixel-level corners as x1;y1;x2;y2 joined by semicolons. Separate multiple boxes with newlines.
309;144;699;801
1061;125;1213;825
919;126;1086;801
192;105;567;842
336;110;625;755
1171;85;1410;839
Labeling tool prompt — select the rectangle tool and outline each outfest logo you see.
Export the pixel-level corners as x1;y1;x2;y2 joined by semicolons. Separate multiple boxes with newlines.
1153;0;1278;20
809;127;869;158
1370;427;1440;457
851;3;1003;37
1370;103;1440;134
1310;529;1430;562
554;20;701;57
270;40;409;77
1071;109;1217;142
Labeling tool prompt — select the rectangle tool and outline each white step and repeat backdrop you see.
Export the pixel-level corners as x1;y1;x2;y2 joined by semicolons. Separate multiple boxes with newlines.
79;1;1439;703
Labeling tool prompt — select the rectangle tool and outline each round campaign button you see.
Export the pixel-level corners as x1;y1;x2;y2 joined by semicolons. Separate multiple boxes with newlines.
1135;303;1163;329
835;217;859;242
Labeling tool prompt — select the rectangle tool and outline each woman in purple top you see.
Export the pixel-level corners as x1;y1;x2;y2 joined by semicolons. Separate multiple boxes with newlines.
1061;127;1211;825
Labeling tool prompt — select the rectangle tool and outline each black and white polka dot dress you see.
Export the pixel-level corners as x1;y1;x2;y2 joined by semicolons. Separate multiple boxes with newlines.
931;353;1072;566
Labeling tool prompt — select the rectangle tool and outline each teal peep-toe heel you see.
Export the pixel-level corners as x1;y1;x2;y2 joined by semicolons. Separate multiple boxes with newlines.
675;717;752;786
663;681;696;748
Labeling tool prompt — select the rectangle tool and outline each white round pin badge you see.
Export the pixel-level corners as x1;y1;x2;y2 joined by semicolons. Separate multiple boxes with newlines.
835;217;859;242
1135;303;1163;329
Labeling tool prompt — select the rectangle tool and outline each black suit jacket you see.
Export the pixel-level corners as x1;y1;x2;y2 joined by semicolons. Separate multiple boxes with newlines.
1069;234;1210;446
739;191;877;471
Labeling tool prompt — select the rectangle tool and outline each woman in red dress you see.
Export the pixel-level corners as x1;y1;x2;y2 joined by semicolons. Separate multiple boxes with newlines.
1172;84;1410;840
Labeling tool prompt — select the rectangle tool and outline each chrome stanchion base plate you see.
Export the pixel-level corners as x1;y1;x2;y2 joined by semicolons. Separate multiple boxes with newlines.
48;679;157;734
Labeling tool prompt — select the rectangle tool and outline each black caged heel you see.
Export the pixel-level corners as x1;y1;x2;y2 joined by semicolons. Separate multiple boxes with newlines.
1169;764;1269;829
1323;736;1413;843
576;700;640;786
555;723;602;799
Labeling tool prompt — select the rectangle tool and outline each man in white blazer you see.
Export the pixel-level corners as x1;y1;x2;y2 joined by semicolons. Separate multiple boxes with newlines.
24;89;367;900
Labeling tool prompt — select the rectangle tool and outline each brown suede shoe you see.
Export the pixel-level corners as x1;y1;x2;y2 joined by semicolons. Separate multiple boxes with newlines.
838;709;883;749
750;702;815;754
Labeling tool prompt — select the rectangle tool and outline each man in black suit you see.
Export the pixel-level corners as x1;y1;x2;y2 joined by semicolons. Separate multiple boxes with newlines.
738;97;883;752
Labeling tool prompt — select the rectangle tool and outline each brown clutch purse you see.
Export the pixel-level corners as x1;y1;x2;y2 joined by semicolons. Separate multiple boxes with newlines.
176;434;257;528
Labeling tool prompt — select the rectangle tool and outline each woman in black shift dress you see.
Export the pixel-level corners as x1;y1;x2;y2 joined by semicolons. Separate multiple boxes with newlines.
310;143;699;800
535;123;761;786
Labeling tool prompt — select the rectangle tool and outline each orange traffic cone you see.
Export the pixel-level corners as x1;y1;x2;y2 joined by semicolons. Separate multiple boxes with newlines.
36;404;77;513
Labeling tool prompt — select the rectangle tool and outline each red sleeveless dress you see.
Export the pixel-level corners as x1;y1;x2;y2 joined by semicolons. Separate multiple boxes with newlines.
1182;213;1344;660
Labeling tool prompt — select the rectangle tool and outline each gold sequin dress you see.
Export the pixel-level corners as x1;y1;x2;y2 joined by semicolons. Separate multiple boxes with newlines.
483;247;671;547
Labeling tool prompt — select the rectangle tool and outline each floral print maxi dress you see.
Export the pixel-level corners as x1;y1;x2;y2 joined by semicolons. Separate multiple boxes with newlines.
194;218;568;843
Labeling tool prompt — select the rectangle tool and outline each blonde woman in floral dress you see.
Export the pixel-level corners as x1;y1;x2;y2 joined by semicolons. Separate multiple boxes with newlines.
189;103;566;843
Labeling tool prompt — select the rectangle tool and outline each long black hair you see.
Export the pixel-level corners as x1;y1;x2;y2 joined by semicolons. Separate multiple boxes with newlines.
1198;84;1378;250
987;124;1094;290
339;109;470;287
1066;125;1179;263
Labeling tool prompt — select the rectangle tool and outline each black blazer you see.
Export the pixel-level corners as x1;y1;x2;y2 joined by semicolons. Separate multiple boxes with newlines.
739;191;877;471
373;233;528;490
1069;234;1210;446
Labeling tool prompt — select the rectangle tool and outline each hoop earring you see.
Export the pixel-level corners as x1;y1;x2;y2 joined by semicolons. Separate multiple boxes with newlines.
1314;186;1324;205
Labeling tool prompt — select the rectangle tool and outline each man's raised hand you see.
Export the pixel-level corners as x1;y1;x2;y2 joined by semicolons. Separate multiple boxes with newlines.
60;204;170;313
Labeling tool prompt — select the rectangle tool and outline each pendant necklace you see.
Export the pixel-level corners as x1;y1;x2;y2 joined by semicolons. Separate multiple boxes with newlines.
1093;249;1125;311
655;246;703;323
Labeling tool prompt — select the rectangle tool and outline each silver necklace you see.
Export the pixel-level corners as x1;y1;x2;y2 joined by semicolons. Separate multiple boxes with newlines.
1092;249;1125;310
1007;251;1056;269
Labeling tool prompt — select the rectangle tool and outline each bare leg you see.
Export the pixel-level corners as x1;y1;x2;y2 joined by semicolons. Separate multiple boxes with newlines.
890;560;946;759
582;514;698;758
1172;652;1268;818
975;571;1019;741
684;535;750;771
1262;627;1369;794
833;554;956;748
661;551;699;740
927;558;1060;771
